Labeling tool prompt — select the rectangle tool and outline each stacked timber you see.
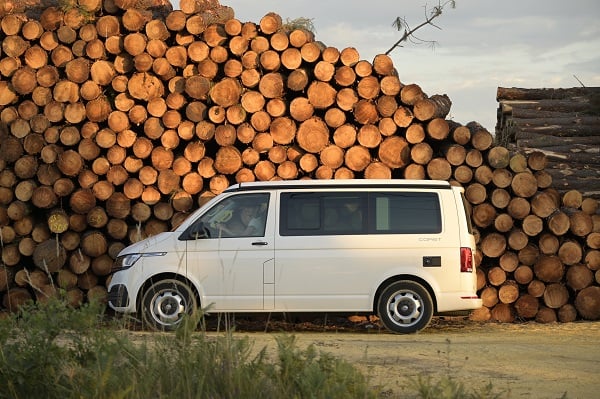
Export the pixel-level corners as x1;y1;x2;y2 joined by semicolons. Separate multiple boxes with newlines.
496;87;600;199
0;1;598;322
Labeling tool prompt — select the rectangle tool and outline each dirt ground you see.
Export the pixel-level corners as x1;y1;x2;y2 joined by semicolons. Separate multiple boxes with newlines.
212;318;600;399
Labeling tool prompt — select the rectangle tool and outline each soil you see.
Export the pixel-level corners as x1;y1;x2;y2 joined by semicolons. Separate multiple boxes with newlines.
210;317;600;399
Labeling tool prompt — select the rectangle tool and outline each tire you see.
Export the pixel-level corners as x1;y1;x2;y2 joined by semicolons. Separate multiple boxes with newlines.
377;280;433;334
141;279;197;331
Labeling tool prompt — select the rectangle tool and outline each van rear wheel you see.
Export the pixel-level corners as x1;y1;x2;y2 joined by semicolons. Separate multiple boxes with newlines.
141;279;197;331
377;280;433;334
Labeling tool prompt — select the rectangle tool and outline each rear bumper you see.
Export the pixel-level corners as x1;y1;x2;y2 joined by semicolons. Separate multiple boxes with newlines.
436;294;482;313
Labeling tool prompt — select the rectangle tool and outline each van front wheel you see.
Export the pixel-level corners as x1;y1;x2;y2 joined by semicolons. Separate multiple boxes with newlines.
377;281;433;334
141;279;197;331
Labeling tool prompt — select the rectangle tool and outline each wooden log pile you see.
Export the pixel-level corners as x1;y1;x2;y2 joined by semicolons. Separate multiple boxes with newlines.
496;87;600;199
0;0;598;322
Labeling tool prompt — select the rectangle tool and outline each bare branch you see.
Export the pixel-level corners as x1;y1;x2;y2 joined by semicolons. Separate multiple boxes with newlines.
385;0;455;55
573;75;586;88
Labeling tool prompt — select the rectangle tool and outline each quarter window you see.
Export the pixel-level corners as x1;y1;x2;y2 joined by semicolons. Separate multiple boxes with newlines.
372;193;442;234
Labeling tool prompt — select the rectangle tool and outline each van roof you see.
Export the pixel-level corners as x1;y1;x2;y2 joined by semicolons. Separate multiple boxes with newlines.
224;179;452;192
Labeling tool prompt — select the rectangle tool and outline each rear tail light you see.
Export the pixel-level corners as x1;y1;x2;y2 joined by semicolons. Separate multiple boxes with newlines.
460;247;473;272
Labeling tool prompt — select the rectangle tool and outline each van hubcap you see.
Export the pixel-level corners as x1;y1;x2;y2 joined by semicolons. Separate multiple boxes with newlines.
388;292;422;326
152;292;185;324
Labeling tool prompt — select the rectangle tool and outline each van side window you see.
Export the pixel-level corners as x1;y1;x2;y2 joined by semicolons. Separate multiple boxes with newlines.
280;193;366;236
286;195;320;231
372;193;442;234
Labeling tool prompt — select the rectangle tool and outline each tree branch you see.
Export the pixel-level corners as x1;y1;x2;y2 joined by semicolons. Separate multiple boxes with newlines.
385;1;455;55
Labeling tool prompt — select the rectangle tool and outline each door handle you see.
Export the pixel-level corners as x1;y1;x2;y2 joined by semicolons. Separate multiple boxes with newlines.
252;241;268;246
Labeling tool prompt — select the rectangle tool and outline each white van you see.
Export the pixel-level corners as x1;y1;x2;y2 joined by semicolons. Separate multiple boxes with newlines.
107;179;481;334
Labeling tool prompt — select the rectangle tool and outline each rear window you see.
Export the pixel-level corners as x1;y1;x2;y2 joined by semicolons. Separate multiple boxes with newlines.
280;191;441;236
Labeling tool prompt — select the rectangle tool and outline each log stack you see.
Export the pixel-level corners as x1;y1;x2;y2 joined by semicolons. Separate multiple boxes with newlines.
0;0;598;322
496;87;600;199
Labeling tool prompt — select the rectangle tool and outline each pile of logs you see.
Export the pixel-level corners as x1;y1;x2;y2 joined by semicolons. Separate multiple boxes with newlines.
496;87;600;199
0;0;598;322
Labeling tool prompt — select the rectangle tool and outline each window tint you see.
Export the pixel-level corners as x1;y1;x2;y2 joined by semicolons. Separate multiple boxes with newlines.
280;191;442;236
280;193;366;236
372;193;441;234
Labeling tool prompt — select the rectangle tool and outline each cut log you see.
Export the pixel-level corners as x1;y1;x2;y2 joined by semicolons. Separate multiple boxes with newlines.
526;151;547;171
569;211;593;237
514;265;534;285
558;240;582;265
426;158;452;181
566;264;593;291
522;214;543;237
491;188;511;210
354;99;379;125
378;136;410;169
535;306;557;324
81;231;108;258
410;142;433;165
469;306;491;322
356;124;381;148
507;197;531;220
480;286;499;308
534;255;564;283
319;145;345;170
214;146;243;175
344;145;371;172
514;294;539;319
498;281;519;304
492;168;513;189
558;304;578;323
507;228;528;251
490;303;515;323
543;283;569;309
531;191;558;218
575;286;600;320
296;117;329;153
33;238;66;273
539;233;559;255
499;251;519;272
547;211;570;236
307;81;337;109
518;244;539;266
465;183;487;205
258;72;284;99
528;280;546;298
480;233;506;258
472;203;496;229
488;266;506;286
511;172;538;198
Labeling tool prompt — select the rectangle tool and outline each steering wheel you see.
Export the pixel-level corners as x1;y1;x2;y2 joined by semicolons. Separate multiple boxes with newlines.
209;210;233;228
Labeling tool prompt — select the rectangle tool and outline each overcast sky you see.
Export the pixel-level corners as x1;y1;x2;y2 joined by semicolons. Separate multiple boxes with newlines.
175;1;600;132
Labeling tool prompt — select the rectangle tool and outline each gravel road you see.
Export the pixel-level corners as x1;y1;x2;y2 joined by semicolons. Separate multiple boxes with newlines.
228;319;600;398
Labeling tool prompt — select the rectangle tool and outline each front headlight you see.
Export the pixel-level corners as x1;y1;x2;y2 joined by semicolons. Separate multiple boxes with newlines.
112;252;166;272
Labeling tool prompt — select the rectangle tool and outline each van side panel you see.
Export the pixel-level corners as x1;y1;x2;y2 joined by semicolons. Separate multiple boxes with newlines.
273;189;473;312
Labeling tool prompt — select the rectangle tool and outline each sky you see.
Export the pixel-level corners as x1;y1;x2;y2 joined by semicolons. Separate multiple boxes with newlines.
174;1;600;133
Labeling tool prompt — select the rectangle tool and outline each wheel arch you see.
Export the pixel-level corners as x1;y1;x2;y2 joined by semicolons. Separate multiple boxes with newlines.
373;275;438;314
137;272;201;313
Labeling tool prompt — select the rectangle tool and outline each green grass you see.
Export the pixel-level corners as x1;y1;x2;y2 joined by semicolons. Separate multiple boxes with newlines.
0;298;374;399
0;298;510;399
